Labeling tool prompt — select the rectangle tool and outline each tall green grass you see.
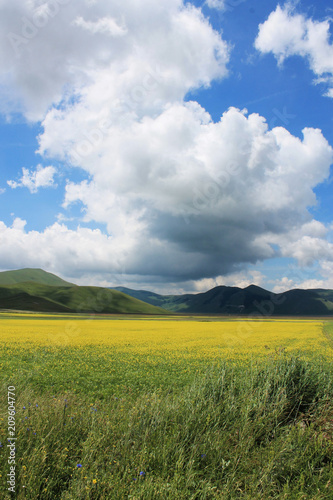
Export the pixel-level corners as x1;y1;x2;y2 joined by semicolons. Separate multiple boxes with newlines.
1;355;332;499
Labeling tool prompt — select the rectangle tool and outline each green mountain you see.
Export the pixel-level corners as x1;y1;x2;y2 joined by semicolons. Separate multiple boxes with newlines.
1;268;332;316
113;285;333;316
0;268;73;287
0;282;169;315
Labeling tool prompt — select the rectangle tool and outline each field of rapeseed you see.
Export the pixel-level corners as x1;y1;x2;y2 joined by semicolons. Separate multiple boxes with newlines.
0;314;333;499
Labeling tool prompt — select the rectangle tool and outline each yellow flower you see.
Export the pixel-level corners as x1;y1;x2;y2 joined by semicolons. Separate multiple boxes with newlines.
92;479;97;484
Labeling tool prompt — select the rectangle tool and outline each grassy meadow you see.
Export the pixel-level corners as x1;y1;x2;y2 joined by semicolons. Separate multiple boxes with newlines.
0;314;333;499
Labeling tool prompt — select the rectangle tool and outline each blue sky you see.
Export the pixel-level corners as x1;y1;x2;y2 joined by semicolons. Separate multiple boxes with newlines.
0;0;332;293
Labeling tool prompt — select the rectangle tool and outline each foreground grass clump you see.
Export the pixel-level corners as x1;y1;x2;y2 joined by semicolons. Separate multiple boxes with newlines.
1;356;333;499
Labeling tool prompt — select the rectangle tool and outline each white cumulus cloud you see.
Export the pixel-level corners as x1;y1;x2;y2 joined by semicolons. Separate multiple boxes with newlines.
193;270;266;292
272;259;333;293
73;16;128;37
255;3;333;97
7;165;57;193
206;0;225;10
0;0;230;120
29;104;333;281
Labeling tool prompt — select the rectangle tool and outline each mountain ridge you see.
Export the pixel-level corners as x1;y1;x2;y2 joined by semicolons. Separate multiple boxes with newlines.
112;285;333;316
0;268;74;287
1;269;332;316
0;273;169;315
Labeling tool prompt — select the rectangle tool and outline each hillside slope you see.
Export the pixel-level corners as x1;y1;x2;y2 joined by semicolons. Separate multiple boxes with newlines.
0;283;169;315
0;268;73;287
1;268;332;316
113;285;333;316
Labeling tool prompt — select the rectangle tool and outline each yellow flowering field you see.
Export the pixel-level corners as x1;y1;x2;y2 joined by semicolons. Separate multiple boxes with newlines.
1;314;332;399
1;314;333;499
0;314;331;361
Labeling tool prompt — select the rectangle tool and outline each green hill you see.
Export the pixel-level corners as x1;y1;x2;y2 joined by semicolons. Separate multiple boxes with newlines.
0;268;73;287
1;268;332;316
113;285;333;316
0;282;169;315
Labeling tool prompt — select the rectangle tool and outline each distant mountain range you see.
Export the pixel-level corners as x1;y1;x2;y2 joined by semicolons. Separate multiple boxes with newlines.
0;268;332;316
113;285;333;316
0;269;168;315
